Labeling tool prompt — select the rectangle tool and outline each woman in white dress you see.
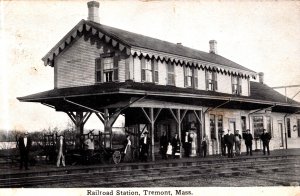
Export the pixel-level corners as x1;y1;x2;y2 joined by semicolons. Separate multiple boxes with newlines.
123;135;132;162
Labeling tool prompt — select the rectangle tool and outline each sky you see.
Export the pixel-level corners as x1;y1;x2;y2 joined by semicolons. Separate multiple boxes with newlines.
0;0;300;132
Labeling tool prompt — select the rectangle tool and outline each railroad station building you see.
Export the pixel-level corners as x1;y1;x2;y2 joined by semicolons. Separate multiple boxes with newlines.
18;1;300;161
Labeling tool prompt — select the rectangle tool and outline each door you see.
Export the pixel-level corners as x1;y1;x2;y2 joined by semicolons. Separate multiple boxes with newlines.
229;119;236;134
278;122;284;147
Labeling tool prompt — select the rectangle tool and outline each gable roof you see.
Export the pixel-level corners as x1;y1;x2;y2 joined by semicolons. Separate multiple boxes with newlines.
42;20;256;77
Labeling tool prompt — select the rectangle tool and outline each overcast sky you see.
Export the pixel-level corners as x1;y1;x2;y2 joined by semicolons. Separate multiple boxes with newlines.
0;0;299;132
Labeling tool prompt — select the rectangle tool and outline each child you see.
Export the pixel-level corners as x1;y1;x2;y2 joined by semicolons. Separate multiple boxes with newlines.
166;142;173;159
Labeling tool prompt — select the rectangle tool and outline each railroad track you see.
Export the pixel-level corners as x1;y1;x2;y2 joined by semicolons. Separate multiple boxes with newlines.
1;156;299;187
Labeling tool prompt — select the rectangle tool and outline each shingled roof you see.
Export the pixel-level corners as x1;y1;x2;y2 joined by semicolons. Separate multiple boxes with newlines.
43;20;256;77
17;81;299;108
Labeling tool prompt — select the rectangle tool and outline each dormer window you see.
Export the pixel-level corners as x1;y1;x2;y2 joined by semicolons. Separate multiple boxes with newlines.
232;75;242;95
184;66;198;88
205;70;217;91
95;53;118;83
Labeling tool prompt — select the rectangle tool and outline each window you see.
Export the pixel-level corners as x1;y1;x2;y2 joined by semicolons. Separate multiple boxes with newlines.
167;62;175;85
297;119;300;137
96;58;101;82
241;116;247;138
185;67;193;87
266;116;273;137
205;70;217;91
184;67;198;88
253;116;263;139
232;76;242;95
103;57;114;82
95;54;118;83
141;58;152;82
153;60;158;83
210;114;216;140
217;115;223;135
141;58;159;83
287;118;291;138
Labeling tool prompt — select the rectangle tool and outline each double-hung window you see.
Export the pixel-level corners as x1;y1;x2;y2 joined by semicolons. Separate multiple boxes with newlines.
185;67;193;87
167;62;175;85
184;66;198;88
95;53;119;83
232;75;242;95
141;57;158;83
205;70;217;91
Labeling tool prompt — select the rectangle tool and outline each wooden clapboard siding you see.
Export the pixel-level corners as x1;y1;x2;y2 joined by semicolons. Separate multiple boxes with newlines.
217;73;231;94
54;35;250;96
175;65;184;88
56;36;101;88
126;56;134;80
118;57;126;82
198;68;206;90
133;56;141;82
241;77;249;96
55;36;127;88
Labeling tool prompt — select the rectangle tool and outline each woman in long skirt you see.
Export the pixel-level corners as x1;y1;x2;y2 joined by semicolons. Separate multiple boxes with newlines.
123;135;132;162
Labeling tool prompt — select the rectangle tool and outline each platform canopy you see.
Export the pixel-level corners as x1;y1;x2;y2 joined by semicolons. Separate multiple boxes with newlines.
18;80;300;114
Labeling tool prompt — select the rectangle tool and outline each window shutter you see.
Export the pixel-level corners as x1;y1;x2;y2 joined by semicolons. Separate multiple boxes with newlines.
194;68;198;89
214;72;218;91
238;77;242;94
205;70;208;90
154;60;158;83
141;57;146;81
113;56;119;81
152;59;159;83
184;66;187;87
231;76;234;93
95;58;102;83
125;58;130;80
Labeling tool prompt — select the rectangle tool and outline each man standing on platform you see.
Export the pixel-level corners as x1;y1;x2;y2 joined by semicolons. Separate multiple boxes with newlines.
260;129;271;155
244;129;253;156
160;132;168;159
140;131;150;162
18;131;32;170
182;131;192;157
220;130;226;156
225;129;234;158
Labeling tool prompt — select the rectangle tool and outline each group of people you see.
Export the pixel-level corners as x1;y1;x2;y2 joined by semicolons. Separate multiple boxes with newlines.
220;129;272;158
159;132;195;160
16;128;272;169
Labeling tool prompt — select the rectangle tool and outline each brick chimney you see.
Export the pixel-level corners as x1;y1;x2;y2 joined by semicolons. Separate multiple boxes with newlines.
209;40;217;54
87;1;100;23
258;72;264;84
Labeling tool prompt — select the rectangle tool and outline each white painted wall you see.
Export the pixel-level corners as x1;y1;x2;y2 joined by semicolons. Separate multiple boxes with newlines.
175;64;184;88
158;60;167;85
241;77;249;96
217;73;232;94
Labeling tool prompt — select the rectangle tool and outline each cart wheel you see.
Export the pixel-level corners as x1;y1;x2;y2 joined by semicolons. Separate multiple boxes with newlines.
112;151;121;164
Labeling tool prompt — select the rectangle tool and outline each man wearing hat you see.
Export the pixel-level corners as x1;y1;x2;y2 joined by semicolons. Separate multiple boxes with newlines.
18;131;32;170
260;129;271;155
220;130;226;156
140;130;151;162
244;129;253;156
